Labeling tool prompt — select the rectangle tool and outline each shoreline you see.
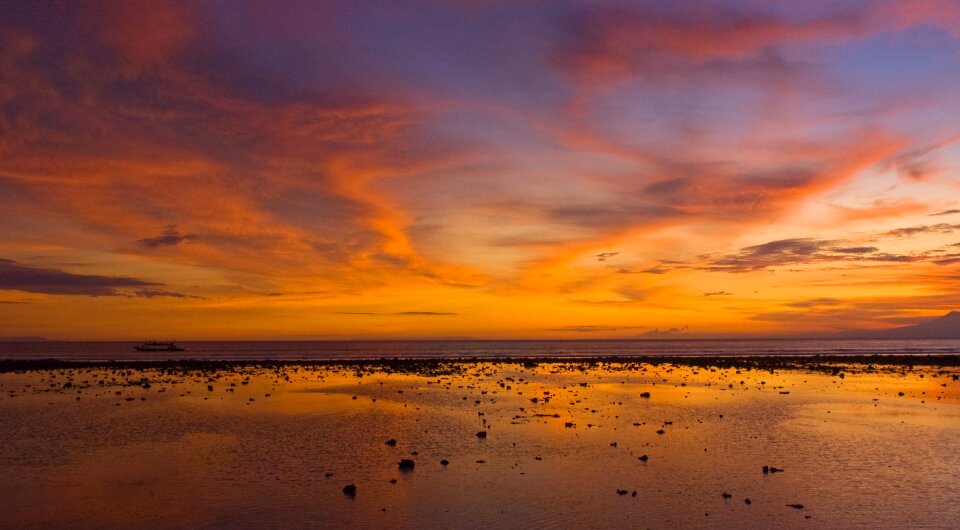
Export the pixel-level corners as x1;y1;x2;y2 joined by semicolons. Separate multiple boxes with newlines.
2;353;959;374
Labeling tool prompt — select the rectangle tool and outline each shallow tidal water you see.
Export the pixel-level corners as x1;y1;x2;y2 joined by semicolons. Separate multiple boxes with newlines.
1;361;958;529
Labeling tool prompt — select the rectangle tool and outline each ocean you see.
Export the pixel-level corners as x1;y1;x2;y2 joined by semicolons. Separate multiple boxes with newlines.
2;338;959;361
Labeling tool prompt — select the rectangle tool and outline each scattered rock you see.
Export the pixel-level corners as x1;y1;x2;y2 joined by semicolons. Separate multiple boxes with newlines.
476;431;487;438
656;429;665;435
787;504;805;509
722;492;732;499
744;498;752;505
617;489;629;495
639;392;651;398
385;438;397;446
343;484;356;497
638;455;649;462
398;459;415;470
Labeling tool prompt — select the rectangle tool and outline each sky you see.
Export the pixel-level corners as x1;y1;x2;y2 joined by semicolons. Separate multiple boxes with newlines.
1;0;959;340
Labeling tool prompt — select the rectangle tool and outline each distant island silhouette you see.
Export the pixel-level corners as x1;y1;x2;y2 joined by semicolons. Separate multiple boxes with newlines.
835;311;960;339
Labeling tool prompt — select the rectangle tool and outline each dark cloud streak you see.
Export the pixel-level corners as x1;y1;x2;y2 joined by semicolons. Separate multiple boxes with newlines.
0;258;159;296
138;226;197;248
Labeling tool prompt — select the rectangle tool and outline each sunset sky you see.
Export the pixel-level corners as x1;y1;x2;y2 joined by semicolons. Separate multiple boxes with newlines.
1;0;959;340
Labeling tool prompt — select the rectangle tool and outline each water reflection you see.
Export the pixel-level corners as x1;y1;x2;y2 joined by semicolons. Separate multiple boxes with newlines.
0;362;958;528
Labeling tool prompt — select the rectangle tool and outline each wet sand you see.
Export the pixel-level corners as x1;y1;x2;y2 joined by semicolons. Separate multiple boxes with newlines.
1;356;958;529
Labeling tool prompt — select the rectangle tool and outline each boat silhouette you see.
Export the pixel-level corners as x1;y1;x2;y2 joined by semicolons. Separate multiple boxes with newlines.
134;341;184;352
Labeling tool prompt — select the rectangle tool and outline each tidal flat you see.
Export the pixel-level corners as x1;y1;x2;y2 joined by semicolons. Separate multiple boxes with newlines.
1;357;958;529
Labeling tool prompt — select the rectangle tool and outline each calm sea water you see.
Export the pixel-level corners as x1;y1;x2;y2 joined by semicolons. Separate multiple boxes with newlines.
1;338;958;361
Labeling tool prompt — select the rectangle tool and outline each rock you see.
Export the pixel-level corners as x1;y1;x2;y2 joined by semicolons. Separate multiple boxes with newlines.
722;492;732;498
770;467;784;473
744;498;752;505
389;479;397;484
398;459;415;470
656;429;665;435
638;455;649;462
440;459;449;466
617;489;628;495
564;422;575;428
385;438;397;446
763;465;769;474
632;491;637;497
639;392;651;398
787;504;805;509
343;484;356;496
476;431;487;438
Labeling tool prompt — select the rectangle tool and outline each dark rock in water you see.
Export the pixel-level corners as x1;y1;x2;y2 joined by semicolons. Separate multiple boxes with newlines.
787;504;805;509
385;438;397;446
638;455;649;462
343;484;356;497
616;489;629;495
763;465;769;474
722;492;732;499
639;392;651;398
440;459;449;466
398;459;415;470
476;431;487;438
744;498;752;505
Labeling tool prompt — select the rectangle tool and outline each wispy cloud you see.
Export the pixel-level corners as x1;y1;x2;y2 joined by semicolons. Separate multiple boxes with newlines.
0;258;158;296
884;223;960;237
930;209;960;217
334;311;457;316
547;325;641;333
704;238;925;272
138;226;197;248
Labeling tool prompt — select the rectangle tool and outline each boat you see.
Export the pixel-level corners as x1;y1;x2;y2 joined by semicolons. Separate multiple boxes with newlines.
134;341;184;352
